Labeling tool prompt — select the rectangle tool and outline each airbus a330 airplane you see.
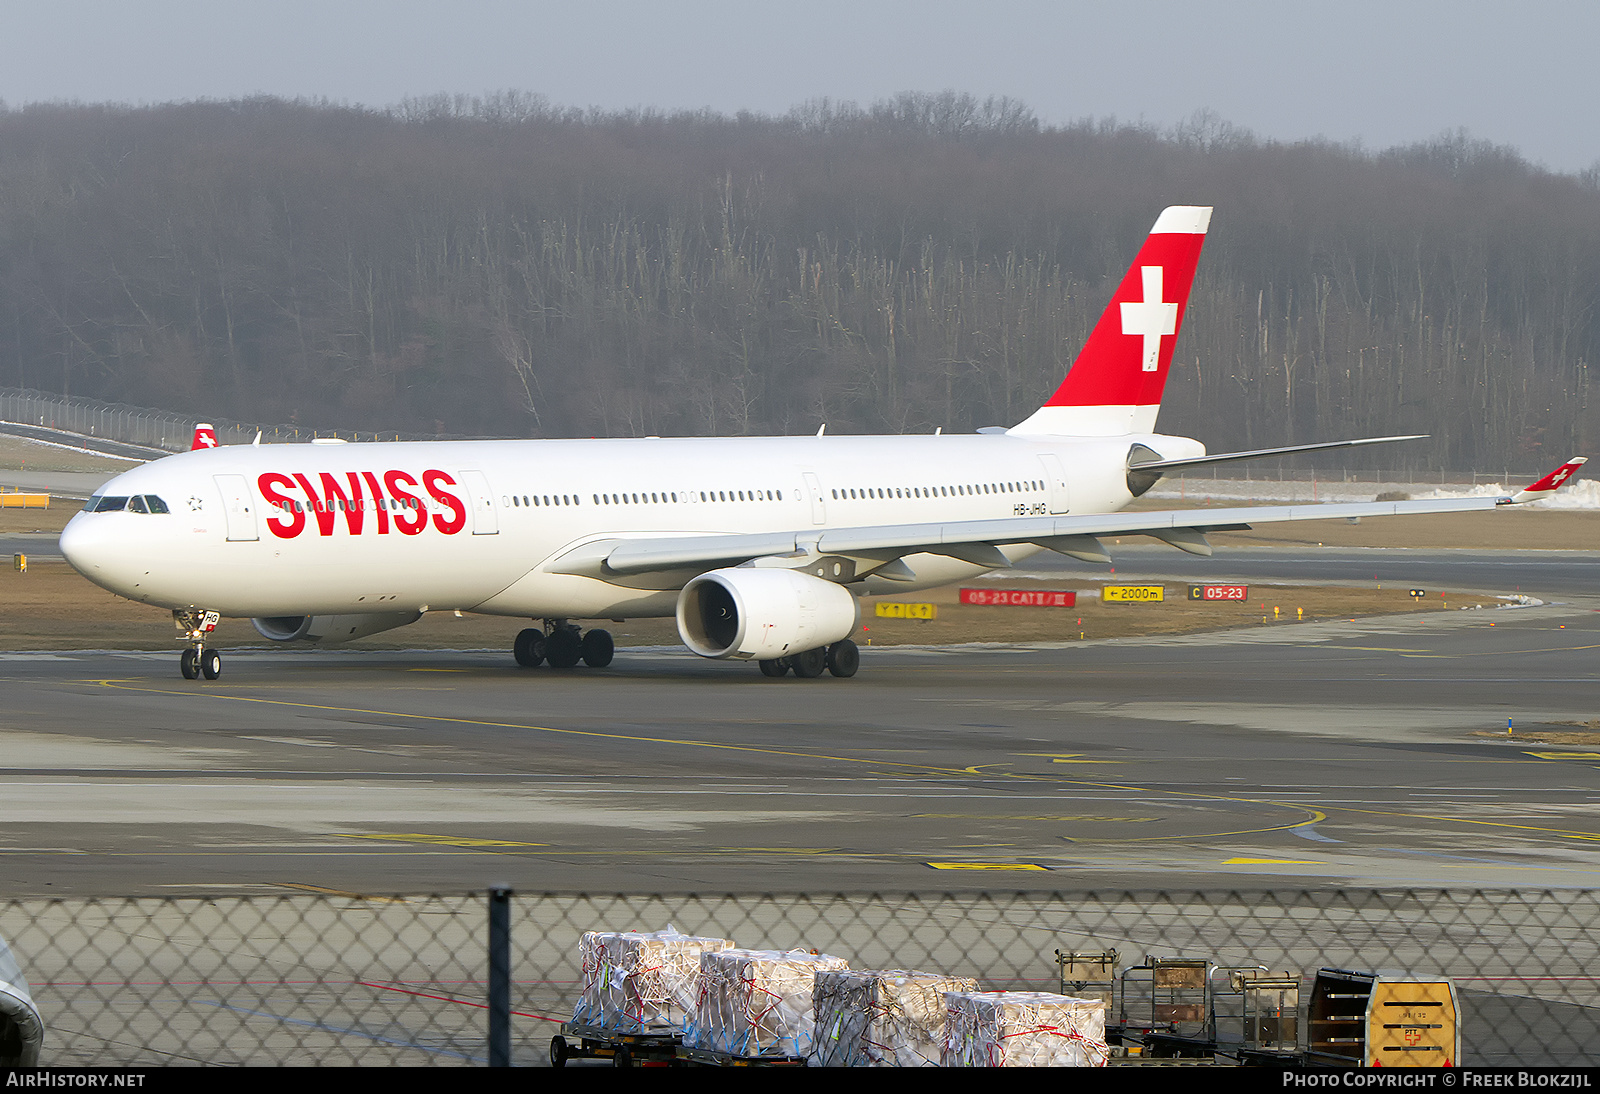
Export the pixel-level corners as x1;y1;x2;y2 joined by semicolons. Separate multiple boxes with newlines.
59;206;1585;681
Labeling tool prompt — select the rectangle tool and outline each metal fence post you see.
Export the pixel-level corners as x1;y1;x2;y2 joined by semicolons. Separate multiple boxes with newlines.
488;887;512;1067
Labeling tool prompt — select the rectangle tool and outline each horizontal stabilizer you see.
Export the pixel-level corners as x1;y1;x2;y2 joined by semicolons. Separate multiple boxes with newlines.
1130;435;1429;475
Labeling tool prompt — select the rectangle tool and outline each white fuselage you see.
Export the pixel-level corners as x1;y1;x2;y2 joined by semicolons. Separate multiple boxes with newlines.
60;431;1204;621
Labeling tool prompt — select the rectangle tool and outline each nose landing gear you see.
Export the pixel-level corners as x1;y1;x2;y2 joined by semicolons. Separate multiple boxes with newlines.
175;610;223;680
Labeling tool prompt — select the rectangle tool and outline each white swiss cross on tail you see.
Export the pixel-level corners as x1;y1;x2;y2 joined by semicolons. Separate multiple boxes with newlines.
1120;266;1178;372
191;423;218;451
1007;205;1210;436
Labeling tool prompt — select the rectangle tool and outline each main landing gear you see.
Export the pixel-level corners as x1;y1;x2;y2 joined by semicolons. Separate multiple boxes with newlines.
514;619;614;670
758;639;859;680
174;609;223;681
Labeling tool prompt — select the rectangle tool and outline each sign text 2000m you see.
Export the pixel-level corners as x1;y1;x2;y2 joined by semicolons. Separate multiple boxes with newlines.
1102;585;1165;603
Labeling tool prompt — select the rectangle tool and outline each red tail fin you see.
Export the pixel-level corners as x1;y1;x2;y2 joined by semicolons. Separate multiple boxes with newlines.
191;423;218;451
1010;206;1211;436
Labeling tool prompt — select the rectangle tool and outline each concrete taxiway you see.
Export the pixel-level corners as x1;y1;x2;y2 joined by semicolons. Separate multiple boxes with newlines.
1;585;1597;897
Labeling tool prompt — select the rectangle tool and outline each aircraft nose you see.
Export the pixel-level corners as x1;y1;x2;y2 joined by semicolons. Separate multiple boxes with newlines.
59;513;115;577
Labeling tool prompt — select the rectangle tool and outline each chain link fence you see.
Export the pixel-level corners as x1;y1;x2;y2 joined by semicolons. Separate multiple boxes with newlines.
2;889;1596;1066
0;388;468;453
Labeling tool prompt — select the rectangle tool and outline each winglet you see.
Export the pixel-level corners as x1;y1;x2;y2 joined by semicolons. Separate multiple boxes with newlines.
1509;457;1587;504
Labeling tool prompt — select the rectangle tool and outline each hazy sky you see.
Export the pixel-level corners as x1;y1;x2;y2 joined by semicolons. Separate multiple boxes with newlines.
5;0;1597;173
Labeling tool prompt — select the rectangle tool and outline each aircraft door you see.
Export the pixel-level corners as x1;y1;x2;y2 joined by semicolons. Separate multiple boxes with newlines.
213;474;259;542
458;470;499;534
1038;453;1071;514
803;472;826;525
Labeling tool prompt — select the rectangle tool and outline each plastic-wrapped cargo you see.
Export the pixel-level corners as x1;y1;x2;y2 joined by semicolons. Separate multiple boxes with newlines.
686;948;849;1058
811;968;979;1067
941;990;1109;1067
570;927;733;1033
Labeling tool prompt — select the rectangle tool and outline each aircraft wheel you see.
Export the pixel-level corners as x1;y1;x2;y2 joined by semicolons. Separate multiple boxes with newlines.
790;647;827;678
200;649;222;680
825;638;859;678
546;628;582;669
581;629;615;668
513;628;546;668
180;648;199;680
758;658;789;677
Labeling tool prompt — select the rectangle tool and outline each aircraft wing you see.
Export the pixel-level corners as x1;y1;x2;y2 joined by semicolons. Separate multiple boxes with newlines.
551;458;1585;578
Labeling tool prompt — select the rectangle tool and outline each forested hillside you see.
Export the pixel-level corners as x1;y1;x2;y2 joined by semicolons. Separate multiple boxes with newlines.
1;91;1596;470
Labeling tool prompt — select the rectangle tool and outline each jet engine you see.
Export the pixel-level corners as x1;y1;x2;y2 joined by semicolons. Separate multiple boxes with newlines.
676;567;860;660
250;611;423;645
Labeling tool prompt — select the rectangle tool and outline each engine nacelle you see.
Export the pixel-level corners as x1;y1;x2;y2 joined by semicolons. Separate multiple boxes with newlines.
676;567;860;660
250;611;423;645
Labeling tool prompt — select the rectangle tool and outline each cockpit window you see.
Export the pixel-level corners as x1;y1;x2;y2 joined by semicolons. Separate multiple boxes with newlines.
83;494;168;513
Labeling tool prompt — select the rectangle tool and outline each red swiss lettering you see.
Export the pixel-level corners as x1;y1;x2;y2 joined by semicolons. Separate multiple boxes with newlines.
291;473;338;536
258;473;305;539
384;470;427;535
318;472;365;536
361;471;390;535
424;469;466;535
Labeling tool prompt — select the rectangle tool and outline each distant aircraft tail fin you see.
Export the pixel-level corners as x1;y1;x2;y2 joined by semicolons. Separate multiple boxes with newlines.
1009;206;1211;437
191;423;218;451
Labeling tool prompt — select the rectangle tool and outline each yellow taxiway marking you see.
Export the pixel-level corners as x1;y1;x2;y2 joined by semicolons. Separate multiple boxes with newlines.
78;679;1348;845
1522;752;1600;761
1338;642;1600;657
713;848;838;855
1050;757;1123;764
1067;811;1331;845
927;862;1049;871
88;678;1006;778
1332;807;1600;842
338;833;545;848
1224;858;1321;865
911;815;1158;822
275;883;408;902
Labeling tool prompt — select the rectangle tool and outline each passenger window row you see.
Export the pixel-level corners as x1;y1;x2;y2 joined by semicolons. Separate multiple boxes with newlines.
831;480;1041;500
273;497;424;513
500;490;787;508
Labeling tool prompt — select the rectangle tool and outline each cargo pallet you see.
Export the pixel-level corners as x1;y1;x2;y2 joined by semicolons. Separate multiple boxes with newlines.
550;1023;811;1067
676;1045;808;1067
550;1022;681;1068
